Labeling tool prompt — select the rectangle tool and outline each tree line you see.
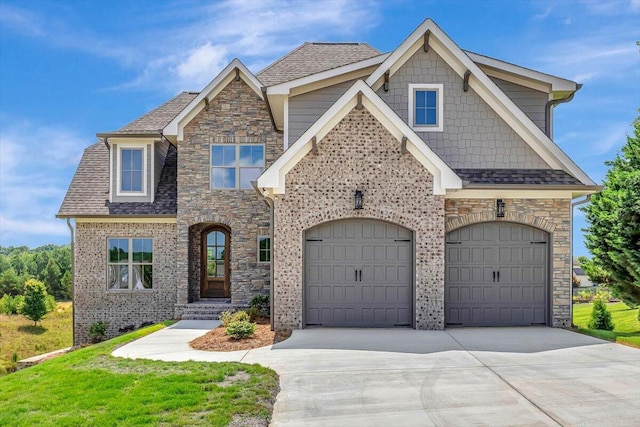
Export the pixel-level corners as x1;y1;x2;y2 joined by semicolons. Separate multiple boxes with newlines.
0;244;71;301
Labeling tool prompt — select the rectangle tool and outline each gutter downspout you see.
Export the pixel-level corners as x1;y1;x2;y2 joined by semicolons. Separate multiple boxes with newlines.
570;194;592;326
545;84;582;137
252;182;275;331
66;218;76;346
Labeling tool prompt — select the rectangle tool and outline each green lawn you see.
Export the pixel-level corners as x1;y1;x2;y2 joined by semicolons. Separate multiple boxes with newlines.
0;302;73;374
0;323;279;427
573;302;640;348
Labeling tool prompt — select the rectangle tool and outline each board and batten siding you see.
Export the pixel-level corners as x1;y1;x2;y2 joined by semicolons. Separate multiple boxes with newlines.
288;79;358;145
490;77;548;133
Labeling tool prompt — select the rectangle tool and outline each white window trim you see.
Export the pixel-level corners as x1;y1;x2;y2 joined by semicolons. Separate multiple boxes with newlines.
116;144;148;196
106;237;154;291
257;235;271;263
408;83;444;132
210;144;266;190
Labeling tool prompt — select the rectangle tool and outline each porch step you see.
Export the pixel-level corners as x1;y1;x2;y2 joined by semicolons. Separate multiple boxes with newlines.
180;303;248;320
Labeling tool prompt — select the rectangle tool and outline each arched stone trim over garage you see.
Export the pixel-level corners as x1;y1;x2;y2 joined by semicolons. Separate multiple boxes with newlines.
444;198;572;327
445;210;557;234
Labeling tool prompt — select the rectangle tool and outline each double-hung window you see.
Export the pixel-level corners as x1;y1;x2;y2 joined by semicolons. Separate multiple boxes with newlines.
107;238;153;290
408;84;444;131
117;145;147;195
210;144;265;189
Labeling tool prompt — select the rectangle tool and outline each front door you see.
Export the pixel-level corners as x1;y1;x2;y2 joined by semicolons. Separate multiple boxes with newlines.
201;227;230;298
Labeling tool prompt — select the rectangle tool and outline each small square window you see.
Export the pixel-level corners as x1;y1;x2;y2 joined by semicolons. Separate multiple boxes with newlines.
408;84;443;131
258;236;271;263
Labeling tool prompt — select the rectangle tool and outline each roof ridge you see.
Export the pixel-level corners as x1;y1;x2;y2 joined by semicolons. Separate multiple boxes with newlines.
256;42;310;78
117;91;196;131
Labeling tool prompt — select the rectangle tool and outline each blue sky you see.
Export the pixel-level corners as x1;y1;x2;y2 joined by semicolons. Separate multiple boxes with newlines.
0;0;638;257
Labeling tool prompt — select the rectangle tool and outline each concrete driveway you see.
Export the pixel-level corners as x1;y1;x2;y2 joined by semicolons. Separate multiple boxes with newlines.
113;323;640;426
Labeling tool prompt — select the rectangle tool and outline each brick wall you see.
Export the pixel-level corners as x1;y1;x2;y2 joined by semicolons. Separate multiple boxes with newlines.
273;107;446;330
176;79;282;310
74;222;177;344
444;198;572;326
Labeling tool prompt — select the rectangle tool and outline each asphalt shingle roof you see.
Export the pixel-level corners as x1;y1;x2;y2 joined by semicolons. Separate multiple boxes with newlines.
257;42;382;86
106;91;198;135
455;169;582;185
57;143;177;216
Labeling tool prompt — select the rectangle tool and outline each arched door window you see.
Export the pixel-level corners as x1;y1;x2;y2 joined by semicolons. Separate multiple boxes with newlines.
201;226;230;298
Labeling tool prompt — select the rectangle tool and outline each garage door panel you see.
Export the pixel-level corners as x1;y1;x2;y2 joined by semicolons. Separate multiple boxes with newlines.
305;219;412;327
445;222;548;327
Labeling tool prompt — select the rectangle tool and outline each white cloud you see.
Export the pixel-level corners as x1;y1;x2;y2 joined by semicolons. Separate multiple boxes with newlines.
173;43;229;90
1;0;380;94
0;116;85;246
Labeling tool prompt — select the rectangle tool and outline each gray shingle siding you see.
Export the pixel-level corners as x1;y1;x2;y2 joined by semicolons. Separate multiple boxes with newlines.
377;47;551;169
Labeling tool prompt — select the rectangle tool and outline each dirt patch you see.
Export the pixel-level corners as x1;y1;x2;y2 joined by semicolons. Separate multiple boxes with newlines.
190;319;291;352
228;414;269;427
219;370;250;387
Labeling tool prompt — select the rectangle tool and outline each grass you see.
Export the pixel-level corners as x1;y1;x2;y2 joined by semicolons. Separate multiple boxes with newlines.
0;322;279;426
0;302;73;374
573;302;640;348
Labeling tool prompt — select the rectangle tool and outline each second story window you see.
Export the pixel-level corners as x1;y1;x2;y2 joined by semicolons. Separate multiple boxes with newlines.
408;84;444;132
117;145;147;196
211;144;265;189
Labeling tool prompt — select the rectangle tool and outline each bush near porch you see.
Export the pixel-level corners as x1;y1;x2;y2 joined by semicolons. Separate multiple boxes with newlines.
573;302;640;348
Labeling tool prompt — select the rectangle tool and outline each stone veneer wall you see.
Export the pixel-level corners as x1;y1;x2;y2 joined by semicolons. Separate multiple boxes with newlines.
273;108;445;330
176;79;282;312
74;222;177;344
444;198;572;327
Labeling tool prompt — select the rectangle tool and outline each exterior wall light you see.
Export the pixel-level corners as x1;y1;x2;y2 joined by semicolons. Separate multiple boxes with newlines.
496;199;505;218
354;190;364;210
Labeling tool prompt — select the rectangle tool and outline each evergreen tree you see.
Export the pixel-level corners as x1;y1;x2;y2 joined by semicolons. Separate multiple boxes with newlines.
582;114;640;305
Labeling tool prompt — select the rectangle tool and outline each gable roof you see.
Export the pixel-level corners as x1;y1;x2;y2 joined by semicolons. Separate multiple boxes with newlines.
57;143;177;217
164;59;263;141
101;92;198;136
257;42;382;87
257;80;462;195
365;18;595;186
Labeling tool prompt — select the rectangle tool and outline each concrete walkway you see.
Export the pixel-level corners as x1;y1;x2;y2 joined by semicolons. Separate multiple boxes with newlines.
113;322;640;427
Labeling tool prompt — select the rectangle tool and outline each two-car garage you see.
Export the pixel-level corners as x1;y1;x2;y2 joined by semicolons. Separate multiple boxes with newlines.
303;219;550;328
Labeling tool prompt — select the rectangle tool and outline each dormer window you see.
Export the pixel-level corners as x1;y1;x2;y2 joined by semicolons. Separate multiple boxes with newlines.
408;84;444;131
116;144;147;196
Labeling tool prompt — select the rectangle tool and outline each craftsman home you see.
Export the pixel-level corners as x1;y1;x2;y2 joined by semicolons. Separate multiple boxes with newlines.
58;19;598;343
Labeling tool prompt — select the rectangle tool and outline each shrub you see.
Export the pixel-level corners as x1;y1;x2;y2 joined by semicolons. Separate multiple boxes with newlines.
220;310;249;326
588;298;615;331
45;294;57;312
594;288;612;303
20;279;49;326
577;289;594;302
88;321;108;343
249;294;270;317
225;320;256;339
0;294;20;315
247;306;261;322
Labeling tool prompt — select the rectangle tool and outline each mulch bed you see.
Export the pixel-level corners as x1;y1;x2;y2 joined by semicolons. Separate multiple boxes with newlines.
190;318;291;352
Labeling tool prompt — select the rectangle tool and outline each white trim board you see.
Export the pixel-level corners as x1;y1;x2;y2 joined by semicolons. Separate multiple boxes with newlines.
257;80;462;195
164;59;264;142
365;18;594;186
115;143;148;197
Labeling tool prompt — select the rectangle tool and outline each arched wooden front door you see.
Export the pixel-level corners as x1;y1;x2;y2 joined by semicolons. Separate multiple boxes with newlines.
201;226;230;298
